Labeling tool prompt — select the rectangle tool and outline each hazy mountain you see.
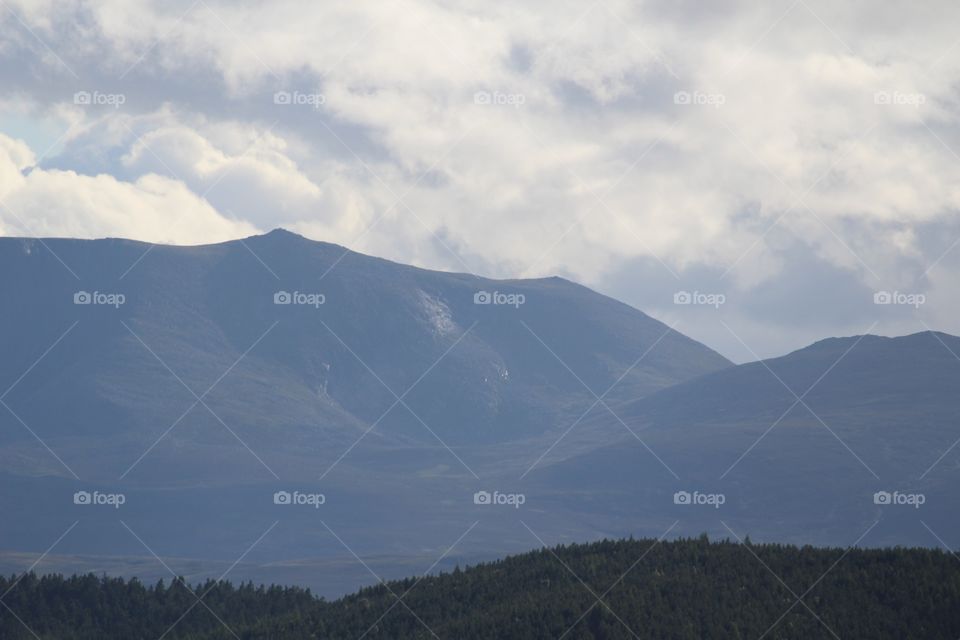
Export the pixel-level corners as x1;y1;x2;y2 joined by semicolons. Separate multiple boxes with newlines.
0;230;733;595
3;231;957;598
529;331;960;549
0;229;730;481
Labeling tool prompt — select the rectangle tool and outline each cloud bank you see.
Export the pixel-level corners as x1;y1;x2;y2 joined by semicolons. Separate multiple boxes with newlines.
2;0;960;359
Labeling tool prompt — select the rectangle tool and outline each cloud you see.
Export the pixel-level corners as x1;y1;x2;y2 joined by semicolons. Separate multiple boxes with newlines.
0;132;257;244
3;0;960;357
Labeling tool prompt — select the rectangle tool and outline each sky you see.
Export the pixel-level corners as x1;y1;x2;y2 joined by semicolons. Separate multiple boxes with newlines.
1;0;959;362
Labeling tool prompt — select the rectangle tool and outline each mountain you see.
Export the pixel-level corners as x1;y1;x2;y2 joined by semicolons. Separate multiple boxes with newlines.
528;331;960;548
4;230;959;598
0;229;729;480
3;536;959;639
0;230;730;595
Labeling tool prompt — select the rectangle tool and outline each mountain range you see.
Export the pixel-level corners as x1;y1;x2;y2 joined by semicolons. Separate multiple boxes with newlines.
0;230;956;596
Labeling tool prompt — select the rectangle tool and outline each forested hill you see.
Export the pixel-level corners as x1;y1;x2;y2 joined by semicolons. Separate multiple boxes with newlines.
3;536;959;639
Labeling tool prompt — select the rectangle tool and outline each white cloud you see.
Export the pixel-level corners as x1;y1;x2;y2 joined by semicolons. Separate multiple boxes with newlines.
0;132;257;244
3;0;960;356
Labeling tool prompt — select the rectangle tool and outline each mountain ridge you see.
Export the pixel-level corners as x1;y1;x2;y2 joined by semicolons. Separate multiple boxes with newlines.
2;230;958;596
0;229;731;481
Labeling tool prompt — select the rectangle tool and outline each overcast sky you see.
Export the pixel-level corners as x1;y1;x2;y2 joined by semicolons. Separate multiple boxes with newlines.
1;0;959;362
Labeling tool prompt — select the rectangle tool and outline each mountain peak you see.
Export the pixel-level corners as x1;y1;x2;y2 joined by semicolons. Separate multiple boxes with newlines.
242;227;319;248
796;330;959;356
261;228;306;240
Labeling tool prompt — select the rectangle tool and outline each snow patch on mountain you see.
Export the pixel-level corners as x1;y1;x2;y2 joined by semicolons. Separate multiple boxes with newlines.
416;290;457;337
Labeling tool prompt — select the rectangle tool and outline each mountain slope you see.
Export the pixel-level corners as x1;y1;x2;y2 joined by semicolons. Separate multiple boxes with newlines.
0;229;730;481
0;230;733;595
529;331;960;548
618;331;960;433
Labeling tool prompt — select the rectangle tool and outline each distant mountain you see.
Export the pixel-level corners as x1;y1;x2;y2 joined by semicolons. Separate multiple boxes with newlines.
530;331;960;548
0;230;733;596
0;229;730;481
3;230;958;598
617;331;960;436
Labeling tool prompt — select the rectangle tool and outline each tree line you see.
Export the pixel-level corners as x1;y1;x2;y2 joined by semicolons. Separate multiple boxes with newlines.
2;535;958;638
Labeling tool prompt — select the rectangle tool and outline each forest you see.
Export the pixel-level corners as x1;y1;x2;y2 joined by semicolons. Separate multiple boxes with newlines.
2;535;958;639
